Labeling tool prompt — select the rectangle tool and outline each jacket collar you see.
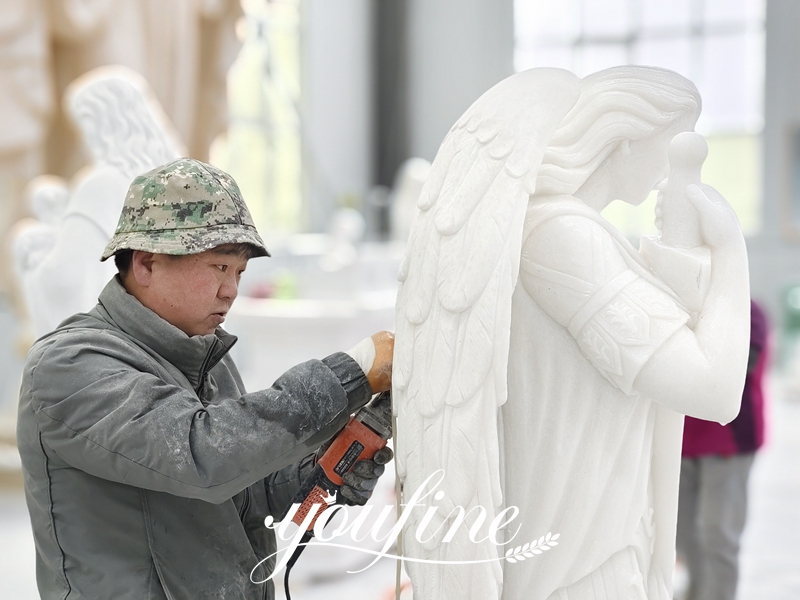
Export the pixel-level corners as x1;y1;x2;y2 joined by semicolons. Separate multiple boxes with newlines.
96;276;237;390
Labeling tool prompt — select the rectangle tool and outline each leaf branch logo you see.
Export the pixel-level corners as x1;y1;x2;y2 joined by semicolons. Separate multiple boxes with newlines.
504;533;560;563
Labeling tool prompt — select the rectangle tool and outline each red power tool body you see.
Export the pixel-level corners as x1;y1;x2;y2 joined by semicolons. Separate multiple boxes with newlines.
278;391;393;599
283;389;393;531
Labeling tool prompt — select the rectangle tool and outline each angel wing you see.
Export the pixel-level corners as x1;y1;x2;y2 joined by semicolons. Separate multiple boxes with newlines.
394;68;580;600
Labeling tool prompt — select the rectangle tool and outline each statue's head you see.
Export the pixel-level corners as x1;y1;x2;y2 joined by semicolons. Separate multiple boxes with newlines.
65;66;182;180
535;66;701;207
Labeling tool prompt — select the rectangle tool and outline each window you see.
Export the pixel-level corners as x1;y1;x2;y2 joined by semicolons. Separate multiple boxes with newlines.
211;0;303;237
515;0;765;236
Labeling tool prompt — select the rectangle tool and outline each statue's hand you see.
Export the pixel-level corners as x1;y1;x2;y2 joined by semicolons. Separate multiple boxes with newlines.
642;181;718;313
686;184;743;250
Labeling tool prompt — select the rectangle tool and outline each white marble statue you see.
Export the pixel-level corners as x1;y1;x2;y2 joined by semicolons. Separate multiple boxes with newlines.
13;66;181;338
394;66;750;600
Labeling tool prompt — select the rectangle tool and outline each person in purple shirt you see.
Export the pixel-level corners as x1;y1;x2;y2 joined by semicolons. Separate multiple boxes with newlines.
676;300;768;600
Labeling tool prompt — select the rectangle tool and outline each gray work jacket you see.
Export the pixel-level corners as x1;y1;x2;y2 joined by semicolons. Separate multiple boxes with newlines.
17;277;371;599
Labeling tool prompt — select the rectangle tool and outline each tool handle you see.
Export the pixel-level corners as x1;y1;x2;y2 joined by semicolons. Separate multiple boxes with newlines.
289;468;334;530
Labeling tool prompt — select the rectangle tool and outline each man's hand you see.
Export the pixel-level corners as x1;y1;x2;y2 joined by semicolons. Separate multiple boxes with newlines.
338;446;394;506
366;331;394;393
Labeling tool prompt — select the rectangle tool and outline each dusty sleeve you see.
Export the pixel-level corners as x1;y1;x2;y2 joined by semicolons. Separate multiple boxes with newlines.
25;333;371;504
261;352;373;514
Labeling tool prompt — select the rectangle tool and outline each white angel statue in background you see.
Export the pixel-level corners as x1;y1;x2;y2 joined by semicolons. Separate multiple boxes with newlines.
394;66;749;600
13;66;181;338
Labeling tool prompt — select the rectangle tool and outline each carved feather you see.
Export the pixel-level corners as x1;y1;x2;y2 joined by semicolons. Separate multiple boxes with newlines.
404;216;440;325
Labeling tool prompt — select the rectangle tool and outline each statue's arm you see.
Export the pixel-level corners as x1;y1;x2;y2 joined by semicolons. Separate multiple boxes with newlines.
521;194;748;423
633;184;749;423
521;213;691;394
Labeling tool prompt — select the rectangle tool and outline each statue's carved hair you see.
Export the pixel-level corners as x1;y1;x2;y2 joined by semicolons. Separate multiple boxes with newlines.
65;66;181;180
535;66;701;196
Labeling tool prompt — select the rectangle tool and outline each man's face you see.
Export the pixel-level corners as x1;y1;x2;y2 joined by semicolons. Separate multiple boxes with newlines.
142;245;249;336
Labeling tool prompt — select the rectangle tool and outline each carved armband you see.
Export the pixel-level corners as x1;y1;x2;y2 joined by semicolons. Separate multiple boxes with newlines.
572;277;689;394
521;211;691;395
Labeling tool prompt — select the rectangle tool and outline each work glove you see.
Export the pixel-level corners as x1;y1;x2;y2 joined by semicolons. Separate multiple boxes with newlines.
338;446;394;506
346;331;394;394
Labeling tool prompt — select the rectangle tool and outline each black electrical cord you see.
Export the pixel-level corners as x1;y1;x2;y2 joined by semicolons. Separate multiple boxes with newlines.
283;530;313;600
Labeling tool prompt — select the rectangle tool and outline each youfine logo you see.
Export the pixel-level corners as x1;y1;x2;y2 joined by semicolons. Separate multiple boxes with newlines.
250;469;559;584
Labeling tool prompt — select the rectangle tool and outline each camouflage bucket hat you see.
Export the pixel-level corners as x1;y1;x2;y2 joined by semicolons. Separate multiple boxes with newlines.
101;158;269;261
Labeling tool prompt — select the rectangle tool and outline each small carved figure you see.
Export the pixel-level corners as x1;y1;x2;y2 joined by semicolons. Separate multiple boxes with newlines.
394;66;749;600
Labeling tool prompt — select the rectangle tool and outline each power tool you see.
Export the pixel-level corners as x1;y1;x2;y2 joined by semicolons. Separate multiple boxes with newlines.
280;390;393;599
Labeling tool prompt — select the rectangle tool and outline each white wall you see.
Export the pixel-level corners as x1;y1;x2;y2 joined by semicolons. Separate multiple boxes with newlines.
406;0;515;161
301;0;374;231
299;0;514;229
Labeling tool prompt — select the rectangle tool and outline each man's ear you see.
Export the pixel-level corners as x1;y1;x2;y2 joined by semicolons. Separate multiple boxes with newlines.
130;251;156;287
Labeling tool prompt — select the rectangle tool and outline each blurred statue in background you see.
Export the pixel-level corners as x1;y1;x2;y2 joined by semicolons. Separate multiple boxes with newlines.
0;0;241;300
394;66;750;600
46;0;242;176
0;0;49;178
0;0;57;283
13;66;181;338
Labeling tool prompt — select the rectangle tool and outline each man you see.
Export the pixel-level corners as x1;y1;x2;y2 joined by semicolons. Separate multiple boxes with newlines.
17;158;394;599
